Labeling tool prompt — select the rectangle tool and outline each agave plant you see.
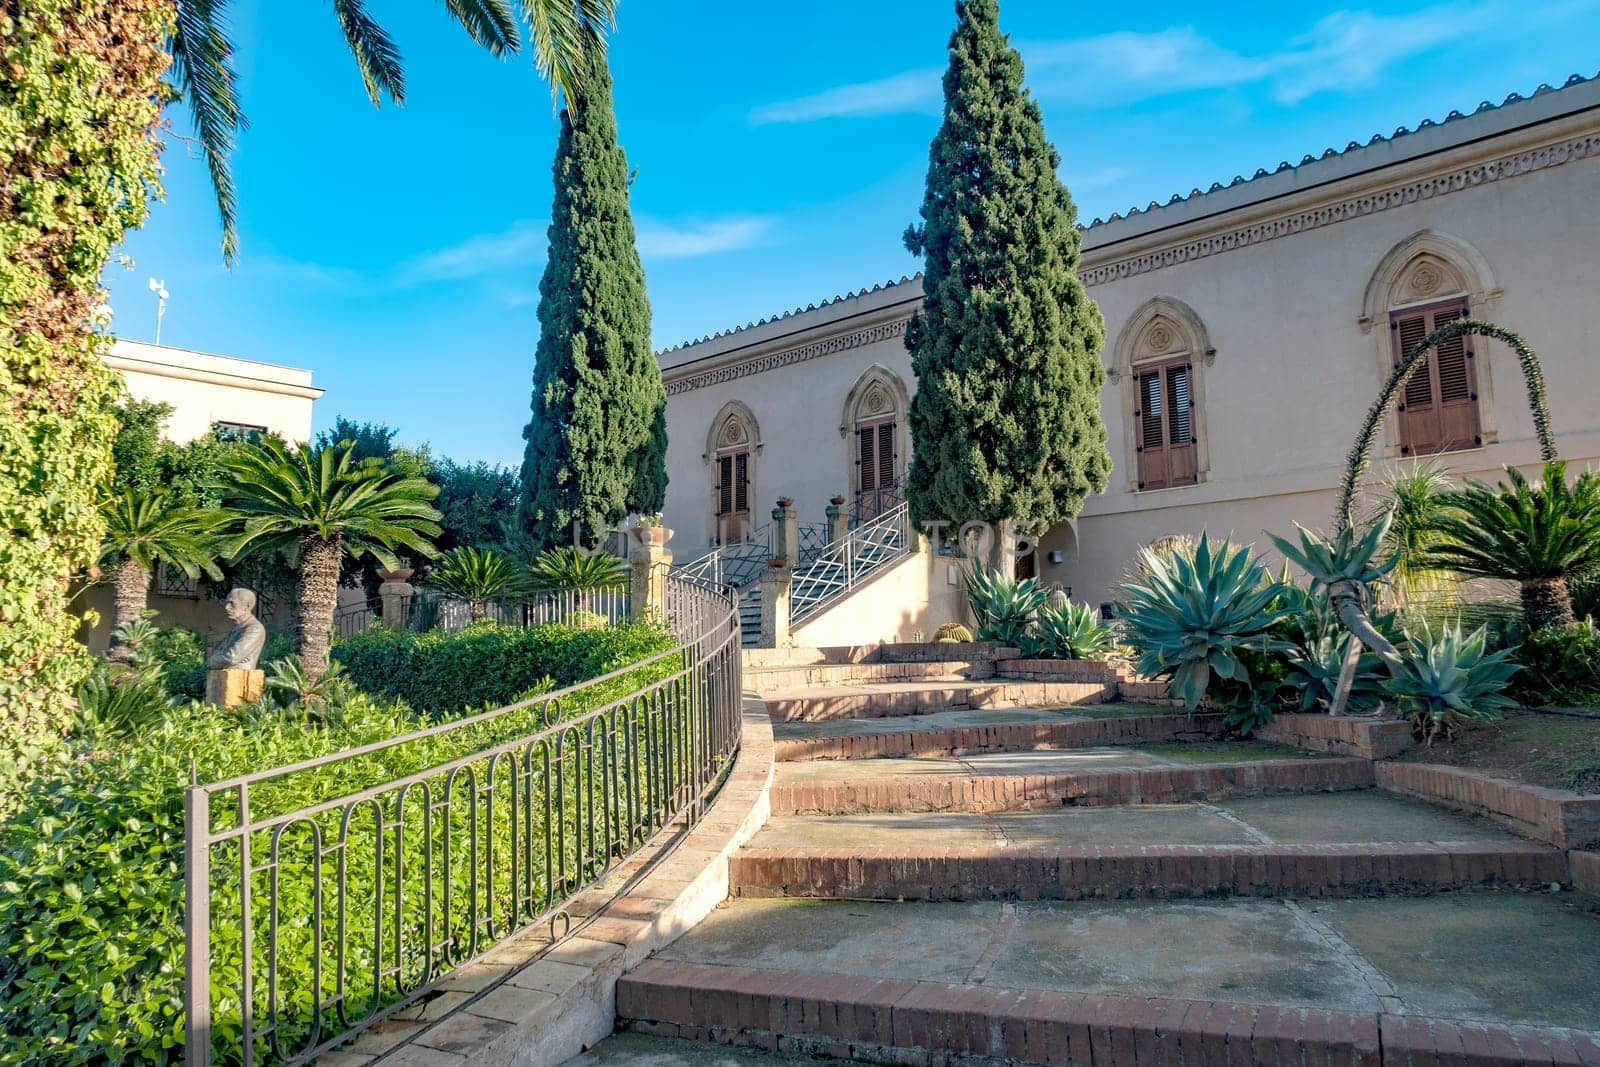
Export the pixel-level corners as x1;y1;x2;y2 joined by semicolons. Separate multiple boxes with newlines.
427;545;523;620
1024;601;1117;661
1428;461;1600;631
1384;622;1520;742
964;567;1049;648
1119;534;1292;709
1281;624;1388;714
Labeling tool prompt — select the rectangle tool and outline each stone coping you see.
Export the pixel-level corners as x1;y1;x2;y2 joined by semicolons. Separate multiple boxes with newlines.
617;959;1600;1066
1376;761;1600;850
1259;712;1416;760
775;712;1226;762
329;698;776;1066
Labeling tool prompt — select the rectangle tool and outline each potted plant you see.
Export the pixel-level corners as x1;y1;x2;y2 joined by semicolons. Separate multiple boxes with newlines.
632;513;669;547
766;556;789;569
776;496;795;509
830;495;846;506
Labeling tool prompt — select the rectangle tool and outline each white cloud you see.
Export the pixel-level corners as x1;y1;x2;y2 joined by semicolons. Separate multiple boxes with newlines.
634;217;773;259
394;220;548;285
750;68;943;124
751;3;1513;121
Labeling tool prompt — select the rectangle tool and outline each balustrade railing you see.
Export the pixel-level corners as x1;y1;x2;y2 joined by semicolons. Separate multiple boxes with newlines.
182;577;739;1065
671;519;829;592
790;502;911;623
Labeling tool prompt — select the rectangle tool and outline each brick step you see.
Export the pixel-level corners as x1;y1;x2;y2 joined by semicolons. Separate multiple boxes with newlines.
772;756;1373;815
764;678;1120;722
748;660;999;696
616;959;1600;1066
774;711;1225;762
730;840;1565;901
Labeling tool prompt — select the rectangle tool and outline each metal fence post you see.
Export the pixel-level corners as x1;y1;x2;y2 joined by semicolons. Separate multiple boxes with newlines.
184;772;212;1066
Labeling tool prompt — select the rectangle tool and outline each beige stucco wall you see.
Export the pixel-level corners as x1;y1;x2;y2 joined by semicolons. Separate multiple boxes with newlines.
660;81;1600;609
790;545;970;646
106;339;323;444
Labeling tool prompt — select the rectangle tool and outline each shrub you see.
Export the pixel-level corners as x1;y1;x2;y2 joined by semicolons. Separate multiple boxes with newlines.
1510;622;1600;706
333;620;674;715
1023;601;1116;660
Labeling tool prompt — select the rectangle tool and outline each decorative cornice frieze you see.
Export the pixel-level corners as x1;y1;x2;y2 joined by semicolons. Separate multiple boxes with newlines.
1080;133;1600;286
664;319;907;396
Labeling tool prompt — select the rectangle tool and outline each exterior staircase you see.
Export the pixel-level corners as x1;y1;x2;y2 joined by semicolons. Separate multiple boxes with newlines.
581;647;1600;1066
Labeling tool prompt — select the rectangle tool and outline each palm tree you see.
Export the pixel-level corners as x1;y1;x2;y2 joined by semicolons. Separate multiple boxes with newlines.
427;546;522;620
174;0;618;258
222;439;441;678
1429;461;1600;630
97;488;232;661
1377;460;1455;610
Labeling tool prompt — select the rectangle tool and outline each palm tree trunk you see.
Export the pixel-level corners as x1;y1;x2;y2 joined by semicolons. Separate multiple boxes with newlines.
107;559;153;662
296;534;343;680
1521;577;1574;632
469;598;487;621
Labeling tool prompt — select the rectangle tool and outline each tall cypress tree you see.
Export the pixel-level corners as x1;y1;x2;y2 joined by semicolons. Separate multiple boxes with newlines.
520;55;667;548
903;0;1110;565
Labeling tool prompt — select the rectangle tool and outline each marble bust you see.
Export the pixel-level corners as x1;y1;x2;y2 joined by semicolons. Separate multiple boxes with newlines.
206;588;267;671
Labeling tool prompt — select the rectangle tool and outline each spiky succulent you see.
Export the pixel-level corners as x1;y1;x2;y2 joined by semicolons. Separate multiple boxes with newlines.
933;622;974;643
1024;600;1117;661
1384;622;1520;741
1269;510;1398;590
1118;533;1292;709
964;566;1049;648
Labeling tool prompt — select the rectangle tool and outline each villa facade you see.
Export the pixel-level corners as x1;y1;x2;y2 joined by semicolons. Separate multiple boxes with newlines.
657;74;1600;633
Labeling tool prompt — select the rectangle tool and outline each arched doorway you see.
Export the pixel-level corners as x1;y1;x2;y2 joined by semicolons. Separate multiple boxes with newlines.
710;409;755;543
841;368;908;523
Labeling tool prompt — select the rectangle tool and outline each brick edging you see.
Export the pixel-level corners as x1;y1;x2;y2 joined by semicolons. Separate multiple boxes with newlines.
1257;713;1415;760
772;757;1373;814
775;712;1226;762
617;959;1600;1065
729;841;1565;901
1376;761;1600;849
369;699;776;1066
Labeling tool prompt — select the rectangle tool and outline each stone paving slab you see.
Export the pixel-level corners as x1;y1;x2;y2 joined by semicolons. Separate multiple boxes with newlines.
749;790;1517;851
657;894;1600;1032
565;1031;869;1064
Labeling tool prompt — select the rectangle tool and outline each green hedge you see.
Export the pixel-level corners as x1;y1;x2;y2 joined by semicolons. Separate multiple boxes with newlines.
331;620;674;714
1;627;682;1064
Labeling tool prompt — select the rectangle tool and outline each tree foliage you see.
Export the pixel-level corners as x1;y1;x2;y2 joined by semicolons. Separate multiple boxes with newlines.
0;1;172;805
902;0;1110;538
520;51;667;549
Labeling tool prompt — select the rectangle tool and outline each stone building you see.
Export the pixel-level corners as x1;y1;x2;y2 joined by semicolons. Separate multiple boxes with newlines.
657;74;1600;643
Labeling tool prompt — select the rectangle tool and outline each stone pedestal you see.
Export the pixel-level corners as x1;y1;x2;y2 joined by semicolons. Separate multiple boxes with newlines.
630;542;672;623
378;570;416;630
759;567;792;649
771;502;798;566
825;500;849;545
206;668;264;708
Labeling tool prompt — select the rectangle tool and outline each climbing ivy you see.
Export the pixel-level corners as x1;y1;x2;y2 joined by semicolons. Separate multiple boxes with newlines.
0;2;172;805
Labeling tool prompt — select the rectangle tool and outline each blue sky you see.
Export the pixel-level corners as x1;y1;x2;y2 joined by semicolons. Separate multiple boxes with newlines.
106;0;1600;466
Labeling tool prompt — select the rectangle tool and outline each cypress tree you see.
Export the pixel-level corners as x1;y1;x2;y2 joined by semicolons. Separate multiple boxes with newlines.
520;55;667;548
903;0;1110;566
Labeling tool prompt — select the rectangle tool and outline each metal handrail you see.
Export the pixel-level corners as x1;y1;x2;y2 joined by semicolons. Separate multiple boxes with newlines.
671;519;829;592
790;502;911;623
182;577;740;1066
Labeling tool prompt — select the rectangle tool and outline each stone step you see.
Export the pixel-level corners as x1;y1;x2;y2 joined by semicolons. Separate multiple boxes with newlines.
616;957;1600;1066
747;660;999;697
761;677;1121;722
730;839;1564;901
772;708;1224;761
772;753;1373;815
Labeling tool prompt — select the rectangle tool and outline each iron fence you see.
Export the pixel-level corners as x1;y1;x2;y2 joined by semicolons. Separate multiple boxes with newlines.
182;576;739;1065
332;586;631;640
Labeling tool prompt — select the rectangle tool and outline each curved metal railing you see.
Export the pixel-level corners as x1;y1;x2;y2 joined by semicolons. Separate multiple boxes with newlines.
182;577;740;1065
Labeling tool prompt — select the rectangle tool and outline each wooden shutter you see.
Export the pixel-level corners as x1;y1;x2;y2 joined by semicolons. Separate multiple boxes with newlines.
876;423;895;488
716;455;733;516
858;427;877;492
1135;360;1198;491
1393;298;1477;455
734;452;749;513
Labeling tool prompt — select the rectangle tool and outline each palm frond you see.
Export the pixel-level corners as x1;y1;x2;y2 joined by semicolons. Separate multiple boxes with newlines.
521;0;616;106
332;0;407;105
168;0;247;263
441;0;521;56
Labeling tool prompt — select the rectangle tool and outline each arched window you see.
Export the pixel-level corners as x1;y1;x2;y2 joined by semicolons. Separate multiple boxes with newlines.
1363;231;1499;457
840;368;908;521
1111;299;1212;492
709;408;756;543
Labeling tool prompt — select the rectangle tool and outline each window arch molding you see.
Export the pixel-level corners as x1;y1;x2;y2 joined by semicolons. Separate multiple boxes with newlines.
1360;230;1501;455
838;365;910;503
1108;297;1214;493
703;401;762;544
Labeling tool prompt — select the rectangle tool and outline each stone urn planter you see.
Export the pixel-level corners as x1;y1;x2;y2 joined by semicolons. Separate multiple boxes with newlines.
776;497;794;509
766;557;789;569
377;567;415;584
830;495;846;506
633;525;670;547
